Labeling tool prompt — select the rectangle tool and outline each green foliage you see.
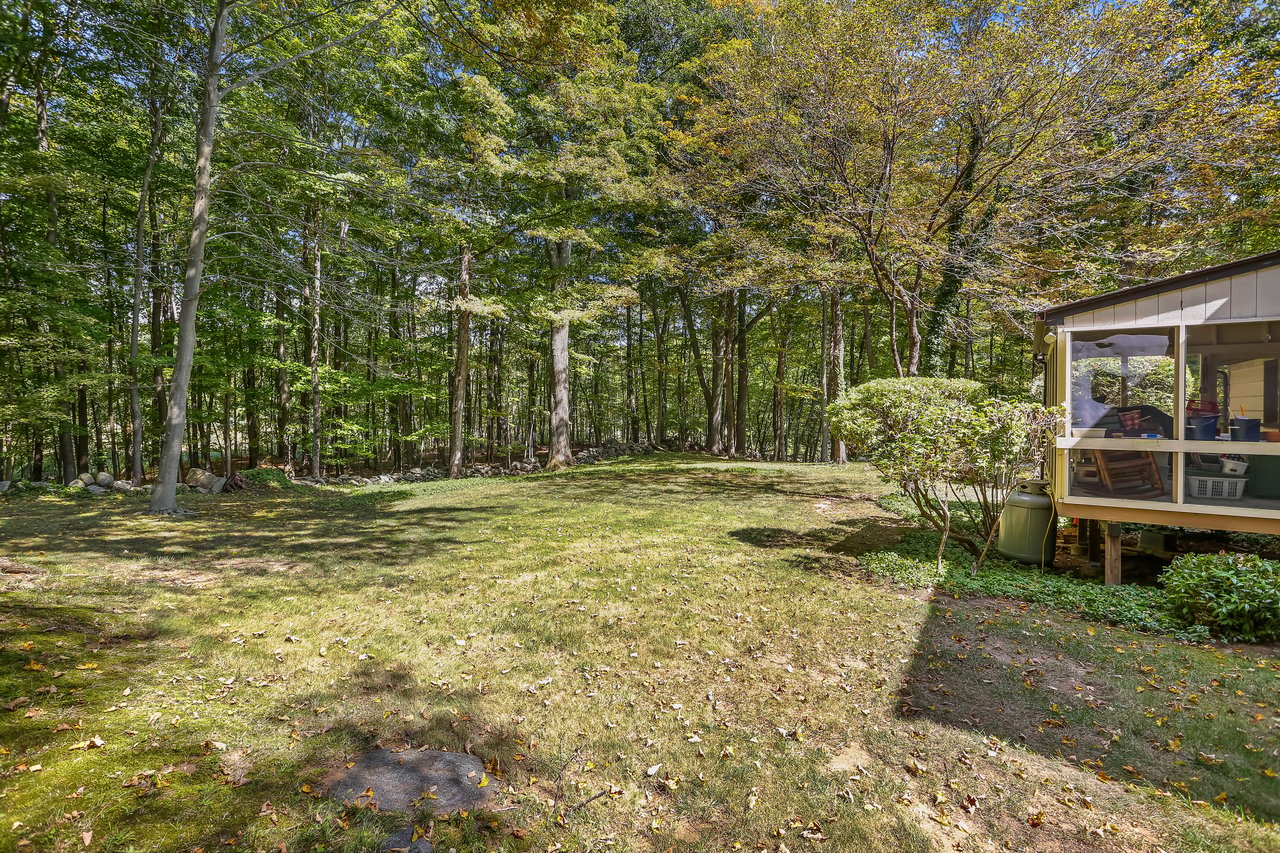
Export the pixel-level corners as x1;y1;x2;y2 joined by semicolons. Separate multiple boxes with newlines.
830;378;1061;556
240;468;291;488
1162;553;1280;643
858;527;1206;642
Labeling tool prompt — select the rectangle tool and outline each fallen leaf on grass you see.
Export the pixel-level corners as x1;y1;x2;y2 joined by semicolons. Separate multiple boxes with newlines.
68;737;105;750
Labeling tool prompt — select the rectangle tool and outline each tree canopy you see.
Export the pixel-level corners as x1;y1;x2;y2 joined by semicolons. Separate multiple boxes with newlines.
1;0;1276;493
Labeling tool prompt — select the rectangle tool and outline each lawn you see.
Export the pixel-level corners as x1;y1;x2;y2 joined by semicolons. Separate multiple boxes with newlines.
1;456;1276;853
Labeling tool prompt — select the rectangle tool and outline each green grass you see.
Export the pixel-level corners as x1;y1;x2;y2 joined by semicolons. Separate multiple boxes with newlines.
0;456;1276;853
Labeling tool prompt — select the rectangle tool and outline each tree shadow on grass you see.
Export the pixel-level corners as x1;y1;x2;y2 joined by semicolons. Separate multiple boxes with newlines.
728;517;917;579
548;464;886;505
0;489;502;576
894;586;1280;825
727;511;1280;827
0;601;532;852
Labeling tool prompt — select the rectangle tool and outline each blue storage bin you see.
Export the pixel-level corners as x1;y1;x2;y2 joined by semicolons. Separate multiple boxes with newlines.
1231;417;1262;442
1186;415;1218;440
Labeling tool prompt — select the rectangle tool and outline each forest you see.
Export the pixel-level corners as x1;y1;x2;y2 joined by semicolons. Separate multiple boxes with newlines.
1;0;1277;513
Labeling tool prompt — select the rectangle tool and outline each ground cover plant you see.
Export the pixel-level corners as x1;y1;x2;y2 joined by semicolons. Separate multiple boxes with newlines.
1;457;1277;853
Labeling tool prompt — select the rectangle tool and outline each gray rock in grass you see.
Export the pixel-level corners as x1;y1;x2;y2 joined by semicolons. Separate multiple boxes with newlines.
379;828;433;853
328;749;492;815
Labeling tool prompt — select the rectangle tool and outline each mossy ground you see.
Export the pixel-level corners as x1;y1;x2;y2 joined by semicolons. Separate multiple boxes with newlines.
0;456;1276;852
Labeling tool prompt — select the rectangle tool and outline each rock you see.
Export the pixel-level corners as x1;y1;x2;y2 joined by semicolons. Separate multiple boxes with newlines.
95;471;114;487
328;749;493;814
210;476;227;494
185;468;205;487
112;480;133;493
409;467;423;475
85;484;108;496
0;481;9;494
379;828;433;853
78;472;95;485
195;486;210;494
67;479;86;489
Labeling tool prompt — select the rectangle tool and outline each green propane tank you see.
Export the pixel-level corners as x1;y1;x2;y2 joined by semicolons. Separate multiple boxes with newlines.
997;480;1057;566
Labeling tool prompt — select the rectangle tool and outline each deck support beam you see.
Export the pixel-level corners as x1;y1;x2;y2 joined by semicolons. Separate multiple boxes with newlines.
1104;523;1123;585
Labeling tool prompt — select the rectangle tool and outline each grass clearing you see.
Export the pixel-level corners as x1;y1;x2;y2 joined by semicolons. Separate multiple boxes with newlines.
1;456;1276;852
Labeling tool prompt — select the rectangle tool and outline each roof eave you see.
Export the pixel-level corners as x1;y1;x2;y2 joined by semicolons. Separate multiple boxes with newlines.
1040;249;1280;326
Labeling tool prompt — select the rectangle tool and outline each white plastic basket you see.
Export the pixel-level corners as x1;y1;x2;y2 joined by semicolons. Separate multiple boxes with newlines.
1186;474;1246;500
1220;458;1249;476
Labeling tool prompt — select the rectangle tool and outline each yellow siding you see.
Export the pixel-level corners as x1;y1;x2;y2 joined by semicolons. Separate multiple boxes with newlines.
1228;359;1267;420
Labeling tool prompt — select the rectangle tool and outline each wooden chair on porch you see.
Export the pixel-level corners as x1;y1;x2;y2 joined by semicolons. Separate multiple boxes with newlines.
1094;450;1166;499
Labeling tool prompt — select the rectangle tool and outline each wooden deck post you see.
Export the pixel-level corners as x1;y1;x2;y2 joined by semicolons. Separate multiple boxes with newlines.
1104;523;1123;585
1086;519;1102;568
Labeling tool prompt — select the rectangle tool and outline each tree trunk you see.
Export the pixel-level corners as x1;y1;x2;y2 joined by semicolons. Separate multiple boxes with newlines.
772;310;789;461
524;355;537;462
244;365;259;467
638;302;652;443
625;304;639;443
274;284;292;472
308;227;322;479
653;300;668;448
676;286;726;455
546;239;573;470
828;287;847;463
818;297;830;463
448;243;472;478
76;384;89;473
150;0;228;513
129;124;161;485
223;383;234;477
734;293;748;457
31;434;43;482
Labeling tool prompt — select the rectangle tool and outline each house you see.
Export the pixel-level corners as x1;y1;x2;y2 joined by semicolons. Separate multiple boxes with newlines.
1038;249;1280;580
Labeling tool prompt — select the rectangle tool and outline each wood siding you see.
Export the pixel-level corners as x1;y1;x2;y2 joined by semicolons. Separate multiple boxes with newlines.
1061;265;1280;328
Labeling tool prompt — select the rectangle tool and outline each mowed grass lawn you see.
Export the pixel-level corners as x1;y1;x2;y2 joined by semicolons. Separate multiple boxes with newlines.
1;456;1277;853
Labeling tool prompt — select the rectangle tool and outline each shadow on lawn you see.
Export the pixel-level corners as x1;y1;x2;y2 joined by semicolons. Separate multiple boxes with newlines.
727;516;1280;825
0;600;530;852
549;463;884;505
0;488;501;574
893;592;1279;824
728;518;914;579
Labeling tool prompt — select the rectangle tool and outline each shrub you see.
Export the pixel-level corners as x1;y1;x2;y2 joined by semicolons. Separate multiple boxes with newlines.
240;467;291;488
1161;552;1280;643
829;378;1061;563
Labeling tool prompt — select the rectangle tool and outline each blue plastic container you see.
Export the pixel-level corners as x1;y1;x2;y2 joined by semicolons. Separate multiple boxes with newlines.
1186;415;1218;440
1231;417;1262;442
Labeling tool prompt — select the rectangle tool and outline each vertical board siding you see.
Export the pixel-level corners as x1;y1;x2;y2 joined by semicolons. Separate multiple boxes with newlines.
1257;266;1280;317
1134;295;1161;325
1114;299;1138;326
1230;272;1258;319
1205;278;1233;321
1181;284;1208;324
1055;267;1279;328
